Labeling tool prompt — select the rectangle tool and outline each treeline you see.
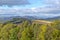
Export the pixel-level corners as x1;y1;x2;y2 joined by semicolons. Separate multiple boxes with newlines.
0;20;60;40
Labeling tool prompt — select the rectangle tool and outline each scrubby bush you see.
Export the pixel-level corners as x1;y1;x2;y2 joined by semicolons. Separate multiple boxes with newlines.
0;20;60;40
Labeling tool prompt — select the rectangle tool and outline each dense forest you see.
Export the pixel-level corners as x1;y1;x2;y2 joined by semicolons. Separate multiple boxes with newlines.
0;18;60;40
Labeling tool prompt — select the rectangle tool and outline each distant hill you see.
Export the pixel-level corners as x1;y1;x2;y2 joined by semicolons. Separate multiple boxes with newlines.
0;16;60;23
44;16;60;21
0;16;31;24
22;16;60;20
33;20;52;24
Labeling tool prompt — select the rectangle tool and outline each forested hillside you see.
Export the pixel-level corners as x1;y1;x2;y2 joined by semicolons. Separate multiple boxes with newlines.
0;19;60;40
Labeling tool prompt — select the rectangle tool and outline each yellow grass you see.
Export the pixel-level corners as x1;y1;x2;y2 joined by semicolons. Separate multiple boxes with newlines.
33;20;52;24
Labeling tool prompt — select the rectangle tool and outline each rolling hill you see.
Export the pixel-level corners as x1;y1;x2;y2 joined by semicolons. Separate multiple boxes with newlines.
0;16;60;24
33;20;52;24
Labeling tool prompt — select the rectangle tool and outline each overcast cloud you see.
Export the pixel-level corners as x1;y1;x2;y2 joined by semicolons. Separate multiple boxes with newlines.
0;0;30;6
0;0;60;17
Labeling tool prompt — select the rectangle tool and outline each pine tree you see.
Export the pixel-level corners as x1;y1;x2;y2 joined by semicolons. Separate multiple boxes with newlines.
9;27;20;40
37;24;47;40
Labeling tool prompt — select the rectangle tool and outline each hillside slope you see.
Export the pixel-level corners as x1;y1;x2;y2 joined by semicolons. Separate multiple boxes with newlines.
33;20;52;24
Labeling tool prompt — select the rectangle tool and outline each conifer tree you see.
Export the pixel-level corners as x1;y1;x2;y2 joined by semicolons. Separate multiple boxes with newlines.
37;24;47;40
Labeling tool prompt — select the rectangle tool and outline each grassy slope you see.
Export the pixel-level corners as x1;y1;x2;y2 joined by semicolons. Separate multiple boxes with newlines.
33;20;52;24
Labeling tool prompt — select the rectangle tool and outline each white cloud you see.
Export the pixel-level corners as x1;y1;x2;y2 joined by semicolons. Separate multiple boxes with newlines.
43;0;60;8
0;7;60;17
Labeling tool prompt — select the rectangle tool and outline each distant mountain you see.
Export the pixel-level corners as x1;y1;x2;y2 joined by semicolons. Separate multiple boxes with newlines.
44;16;60;20
0;16;31;23
22;16;39;20
0;17;12;23
22;16;60;20
0;16;60;23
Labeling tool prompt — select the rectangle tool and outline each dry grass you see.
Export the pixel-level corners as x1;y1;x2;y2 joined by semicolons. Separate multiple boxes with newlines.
33;20;52;24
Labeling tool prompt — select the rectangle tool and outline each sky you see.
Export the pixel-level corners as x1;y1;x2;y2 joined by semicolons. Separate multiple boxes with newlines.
0;0;60;18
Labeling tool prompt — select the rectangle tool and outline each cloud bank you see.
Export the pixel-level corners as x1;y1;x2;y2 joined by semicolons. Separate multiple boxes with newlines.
43;0;60;8
0;0;30;6
0;7;60;18
0;0;60;18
